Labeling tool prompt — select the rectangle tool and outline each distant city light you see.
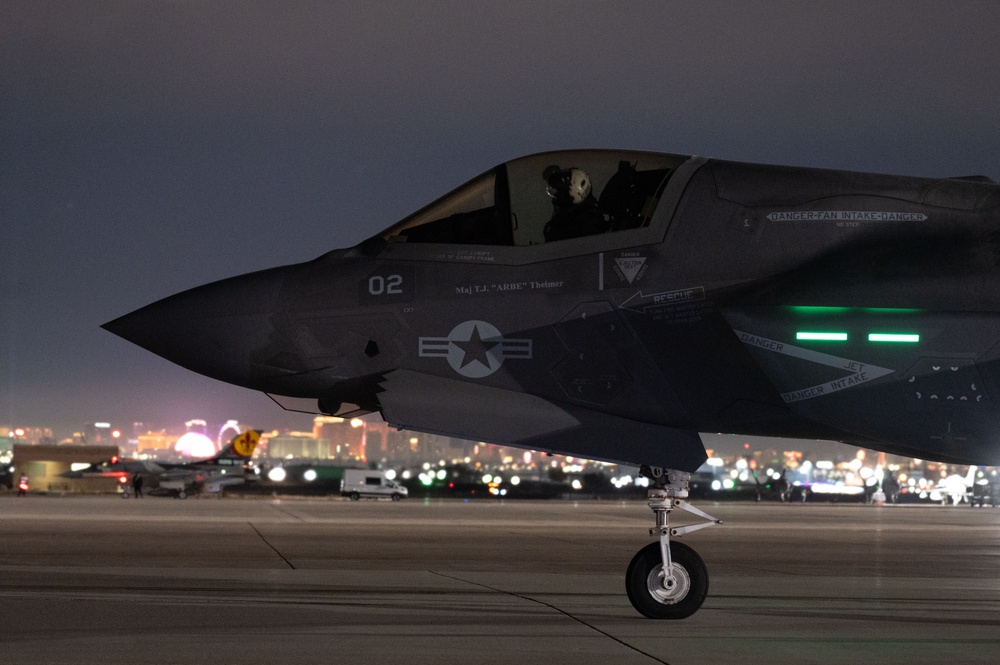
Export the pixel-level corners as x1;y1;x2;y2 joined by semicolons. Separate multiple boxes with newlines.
175;432;215;458
218;420;241;447
808;483;865;495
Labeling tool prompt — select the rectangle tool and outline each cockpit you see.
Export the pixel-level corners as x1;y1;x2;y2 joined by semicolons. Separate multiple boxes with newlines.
378;150;689;246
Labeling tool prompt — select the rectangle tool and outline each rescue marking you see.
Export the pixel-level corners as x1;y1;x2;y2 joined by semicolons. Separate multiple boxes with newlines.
620;287;705;313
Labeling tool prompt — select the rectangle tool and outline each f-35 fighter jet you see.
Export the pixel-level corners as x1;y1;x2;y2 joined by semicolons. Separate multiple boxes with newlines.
104;149;1000;618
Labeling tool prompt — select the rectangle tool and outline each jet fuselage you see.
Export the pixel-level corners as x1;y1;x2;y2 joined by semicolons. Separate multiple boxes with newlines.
105;150;1000;470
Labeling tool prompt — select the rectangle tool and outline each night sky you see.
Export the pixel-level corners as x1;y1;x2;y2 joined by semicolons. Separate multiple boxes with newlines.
4;2;1000;440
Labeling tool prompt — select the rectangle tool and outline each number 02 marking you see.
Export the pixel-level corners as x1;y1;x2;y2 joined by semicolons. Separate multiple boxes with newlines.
368;274;403;295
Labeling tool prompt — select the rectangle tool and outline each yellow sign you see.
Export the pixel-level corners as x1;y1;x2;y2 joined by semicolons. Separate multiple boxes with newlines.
231;430;260;458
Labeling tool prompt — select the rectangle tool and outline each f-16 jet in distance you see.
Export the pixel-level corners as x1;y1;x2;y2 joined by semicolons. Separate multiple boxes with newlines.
63;430;260;498
104;149;1000;619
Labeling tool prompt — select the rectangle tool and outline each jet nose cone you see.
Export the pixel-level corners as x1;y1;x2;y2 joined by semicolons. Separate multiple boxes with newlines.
103;266;289;388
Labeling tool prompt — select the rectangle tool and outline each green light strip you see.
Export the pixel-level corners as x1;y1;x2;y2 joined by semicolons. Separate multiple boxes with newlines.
863;308;923;314
796;331;848;341
868;333;920;343
788;306;923;315
788;306;851;315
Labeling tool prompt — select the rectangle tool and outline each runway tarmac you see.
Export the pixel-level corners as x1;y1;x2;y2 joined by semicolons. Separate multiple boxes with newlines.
1;495;999;665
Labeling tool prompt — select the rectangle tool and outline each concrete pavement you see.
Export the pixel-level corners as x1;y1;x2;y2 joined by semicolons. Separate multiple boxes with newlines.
1;496;998;664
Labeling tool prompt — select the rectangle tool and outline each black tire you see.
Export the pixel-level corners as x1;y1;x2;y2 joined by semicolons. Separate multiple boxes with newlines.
391;493;402;502
177;490;187;499
350;492;360;501
626;541;708;619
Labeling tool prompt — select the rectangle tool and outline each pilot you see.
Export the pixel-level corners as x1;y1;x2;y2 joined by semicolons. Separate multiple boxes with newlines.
542;165;610;242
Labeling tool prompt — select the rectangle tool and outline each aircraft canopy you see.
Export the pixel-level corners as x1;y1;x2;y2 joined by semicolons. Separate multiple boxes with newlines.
380;150;689;246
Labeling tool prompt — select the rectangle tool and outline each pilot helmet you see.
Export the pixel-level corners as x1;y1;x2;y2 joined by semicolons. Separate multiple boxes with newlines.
544;166;592;205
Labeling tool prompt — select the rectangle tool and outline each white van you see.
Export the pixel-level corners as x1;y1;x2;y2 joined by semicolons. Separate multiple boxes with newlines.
341;469;408;501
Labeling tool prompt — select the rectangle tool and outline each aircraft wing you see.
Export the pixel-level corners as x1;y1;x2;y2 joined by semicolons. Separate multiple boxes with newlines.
379;370;707;471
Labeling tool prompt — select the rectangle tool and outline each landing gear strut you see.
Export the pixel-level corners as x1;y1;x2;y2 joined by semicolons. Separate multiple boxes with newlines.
626;467;722;619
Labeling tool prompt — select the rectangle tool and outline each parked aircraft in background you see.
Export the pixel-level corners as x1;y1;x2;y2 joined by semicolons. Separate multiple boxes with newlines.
104;148;1000;618
64;430;260;498
935;465;980;505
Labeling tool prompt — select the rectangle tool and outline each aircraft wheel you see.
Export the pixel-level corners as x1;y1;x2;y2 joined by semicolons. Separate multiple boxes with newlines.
350;492;360;501
626;541;708;620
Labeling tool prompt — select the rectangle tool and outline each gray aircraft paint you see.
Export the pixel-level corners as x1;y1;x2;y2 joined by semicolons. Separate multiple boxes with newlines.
104;149;1000;470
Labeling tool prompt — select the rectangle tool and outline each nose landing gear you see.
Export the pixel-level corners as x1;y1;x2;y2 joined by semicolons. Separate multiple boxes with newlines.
626;467;722;619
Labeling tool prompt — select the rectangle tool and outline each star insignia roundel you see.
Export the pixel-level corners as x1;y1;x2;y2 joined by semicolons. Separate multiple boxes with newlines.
418;320;533;378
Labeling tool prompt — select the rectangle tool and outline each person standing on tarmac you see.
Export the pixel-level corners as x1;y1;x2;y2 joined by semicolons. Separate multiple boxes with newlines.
882;472;901;504
131;473;143;498
17;474;29;496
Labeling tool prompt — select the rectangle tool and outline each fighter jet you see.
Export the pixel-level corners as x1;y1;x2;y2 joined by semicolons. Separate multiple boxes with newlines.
64;430;261;498
103;149;1000;618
